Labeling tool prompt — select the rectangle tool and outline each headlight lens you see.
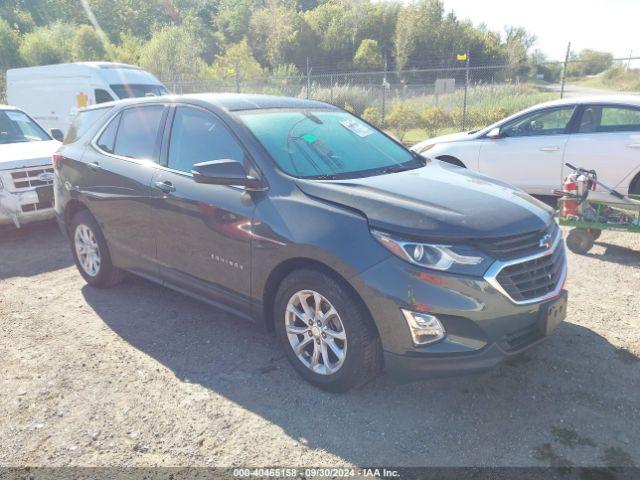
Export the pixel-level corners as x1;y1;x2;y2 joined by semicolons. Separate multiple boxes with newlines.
371;229;491;275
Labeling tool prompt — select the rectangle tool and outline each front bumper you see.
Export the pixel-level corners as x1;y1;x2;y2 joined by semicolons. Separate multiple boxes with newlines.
0;189;55;227
353;244;568;379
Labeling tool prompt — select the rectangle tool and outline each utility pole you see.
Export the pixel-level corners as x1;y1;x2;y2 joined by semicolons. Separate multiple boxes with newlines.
627;49;634;71
234;60;240;93
560;41;571;99
382;53;388;128
461;50;470;130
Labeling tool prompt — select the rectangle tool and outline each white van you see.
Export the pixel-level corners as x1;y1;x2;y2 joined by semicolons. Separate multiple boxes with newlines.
7;62;168;134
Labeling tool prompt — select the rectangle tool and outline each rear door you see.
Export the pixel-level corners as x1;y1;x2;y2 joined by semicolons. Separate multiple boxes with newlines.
81;104;168;277
478;105;577;194
150;105;256;317
563;104;640;194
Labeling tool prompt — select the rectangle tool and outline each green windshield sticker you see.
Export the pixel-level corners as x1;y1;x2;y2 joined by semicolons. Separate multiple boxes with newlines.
302;133;317;143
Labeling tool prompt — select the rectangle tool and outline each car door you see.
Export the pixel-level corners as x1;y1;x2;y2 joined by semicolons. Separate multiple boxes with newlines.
151;105;256;317
478;105;578;195
81;104;168;277
563;104;640;195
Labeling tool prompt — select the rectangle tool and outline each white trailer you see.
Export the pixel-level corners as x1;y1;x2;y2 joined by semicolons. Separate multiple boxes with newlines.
7;62;168;134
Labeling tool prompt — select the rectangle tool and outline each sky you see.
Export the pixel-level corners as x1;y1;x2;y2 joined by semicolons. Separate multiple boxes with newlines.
441;0;640;61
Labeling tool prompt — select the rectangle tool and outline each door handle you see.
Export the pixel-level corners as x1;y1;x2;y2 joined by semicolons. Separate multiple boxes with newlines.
626;143;640;149
87;162;101;171
154;180;176;194
540;146;560;152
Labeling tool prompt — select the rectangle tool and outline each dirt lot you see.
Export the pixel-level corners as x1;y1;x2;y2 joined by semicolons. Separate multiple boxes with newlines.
0;221;639;468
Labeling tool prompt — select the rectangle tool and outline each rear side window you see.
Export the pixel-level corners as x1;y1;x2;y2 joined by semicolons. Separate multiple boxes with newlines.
112;106;165;161
168;107;244;173
579;106;640;133
94;89;114;104
97;113;120;153
65;108;110;144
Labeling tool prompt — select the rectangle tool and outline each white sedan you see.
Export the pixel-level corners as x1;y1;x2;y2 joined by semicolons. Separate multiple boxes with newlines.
0;105;62;227
411;95;640;197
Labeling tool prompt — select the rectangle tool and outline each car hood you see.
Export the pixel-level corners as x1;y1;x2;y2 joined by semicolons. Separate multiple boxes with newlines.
411;131;479;151
0;140;60;171
295;161;553;240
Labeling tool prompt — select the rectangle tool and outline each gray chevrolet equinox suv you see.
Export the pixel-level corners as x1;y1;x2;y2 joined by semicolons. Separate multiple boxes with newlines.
54;94;568;392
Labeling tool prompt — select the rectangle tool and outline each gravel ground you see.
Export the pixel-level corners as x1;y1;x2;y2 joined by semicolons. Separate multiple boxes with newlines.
0;221;639;468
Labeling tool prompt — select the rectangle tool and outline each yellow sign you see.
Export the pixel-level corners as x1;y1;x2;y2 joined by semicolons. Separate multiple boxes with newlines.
76;91;89;108
456;53;467;61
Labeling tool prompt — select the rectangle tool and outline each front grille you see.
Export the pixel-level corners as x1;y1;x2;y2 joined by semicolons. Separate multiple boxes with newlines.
474;222;559;260
503;322;544;352
495;243;565;302
21;201;53;213
10;167;54;191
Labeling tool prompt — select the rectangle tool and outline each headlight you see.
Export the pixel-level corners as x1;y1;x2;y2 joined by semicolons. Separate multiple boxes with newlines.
371;229;491;275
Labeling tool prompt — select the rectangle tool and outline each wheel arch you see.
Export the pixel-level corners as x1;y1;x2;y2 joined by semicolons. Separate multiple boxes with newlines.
261;257;379;339
629;170;640;195
435;155;466;168
63;198;91;234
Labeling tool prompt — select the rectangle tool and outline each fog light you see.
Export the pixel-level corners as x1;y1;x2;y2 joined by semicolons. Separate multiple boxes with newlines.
401;309;446;345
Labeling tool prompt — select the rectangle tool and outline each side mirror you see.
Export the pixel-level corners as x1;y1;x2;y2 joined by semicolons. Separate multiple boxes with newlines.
486;127;502;139
192;159;264;190
50;128;64;142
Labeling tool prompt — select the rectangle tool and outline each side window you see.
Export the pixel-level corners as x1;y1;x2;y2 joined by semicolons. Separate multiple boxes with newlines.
96;113;120;153
113;106;164;161
94;89;114;104
65;107;110;144
596;106;640;133
168;107;244;173
502;107;575;137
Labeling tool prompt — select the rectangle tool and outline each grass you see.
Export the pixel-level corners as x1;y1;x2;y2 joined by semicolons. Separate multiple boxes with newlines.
576;67;640;92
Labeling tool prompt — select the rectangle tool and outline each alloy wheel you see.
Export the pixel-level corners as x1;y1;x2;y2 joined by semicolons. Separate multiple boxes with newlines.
285;290;347;375
74;224;101;277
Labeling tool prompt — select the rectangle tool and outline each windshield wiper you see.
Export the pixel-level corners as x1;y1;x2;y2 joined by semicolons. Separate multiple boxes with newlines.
381;164;417;174
312;174;339;180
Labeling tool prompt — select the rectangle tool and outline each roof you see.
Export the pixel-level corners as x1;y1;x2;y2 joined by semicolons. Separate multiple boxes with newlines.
78;93;336;113
0;104;18;111
533;94;640;108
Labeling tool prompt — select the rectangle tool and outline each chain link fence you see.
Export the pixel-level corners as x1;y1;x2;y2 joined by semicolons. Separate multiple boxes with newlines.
166;57;640;144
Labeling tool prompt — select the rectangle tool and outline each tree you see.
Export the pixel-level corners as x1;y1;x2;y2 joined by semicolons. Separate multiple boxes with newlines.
568;49;614;77
0;18;22;71
210;39;264;81
139;24;208;84
112;32;144;65
353;39;382;67
504;26;536;76
72;25;108;61
19;22;76;66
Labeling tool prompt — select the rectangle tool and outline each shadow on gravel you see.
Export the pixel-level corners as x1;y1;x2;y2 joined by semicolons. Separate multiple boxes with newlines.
0;221;73;280
584;242;640;267
81;276;640;466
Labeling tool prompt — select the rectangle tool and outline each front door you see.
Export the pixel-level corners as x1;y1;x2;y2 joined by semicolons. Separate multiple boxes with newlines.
151;105;255;317
478;105;577;195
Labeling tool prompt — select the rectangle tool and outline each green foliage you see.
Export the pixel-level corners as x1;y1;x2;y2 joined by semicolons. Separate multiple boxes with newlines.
386;101;421;140
362;106;382;127
308;84;373;115
0;18;22;70
354;39;382;67
419;106;450;136
567;49;613;77
72;25;108;61
139;24;208;82
112;32;144;65
210;39;264;80
581;65;640;92
19;22;75;66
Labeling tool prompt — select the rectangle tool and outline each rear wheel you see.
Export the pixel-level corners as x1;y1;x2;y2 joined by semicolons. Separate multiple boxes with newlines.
587;228;602;241
69;209;124;288
566;228;594;255
274;269;381;392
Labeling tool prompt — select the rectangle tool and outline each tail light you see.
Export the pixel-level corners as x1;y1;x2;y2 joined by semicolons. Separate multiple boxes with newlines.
52;153;61;170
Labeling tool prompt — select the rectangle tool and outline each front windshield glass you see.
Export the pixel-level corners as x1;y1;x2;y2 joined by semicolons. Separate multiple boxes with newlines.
238;109;420;179
110;84;169;99
0;110;50;144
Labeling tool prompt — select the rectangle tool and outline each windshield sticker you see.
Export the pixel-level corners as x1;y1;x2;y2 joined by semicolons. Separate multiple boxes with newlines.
340;119;373;138
5;111;29;122
302;133;317;143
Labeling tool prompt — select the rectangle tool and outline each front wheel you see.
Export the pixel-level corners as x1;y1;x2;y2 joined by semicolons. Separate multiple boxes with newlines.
274;269;381;392
566;228;594;255
69;209;124;288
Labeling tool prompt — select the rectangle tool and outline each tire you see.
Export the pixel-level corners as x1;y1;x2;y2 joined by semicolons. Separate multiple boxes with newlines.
587;228;602;241
566;228;594;255
69;209;125;288
274;269;381;392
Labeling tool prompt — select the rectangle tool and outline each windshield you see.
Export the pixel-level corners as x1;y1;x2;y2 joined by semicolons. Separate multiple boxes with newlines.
238;109;420;179
0;110;50;144
110;84;169;99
